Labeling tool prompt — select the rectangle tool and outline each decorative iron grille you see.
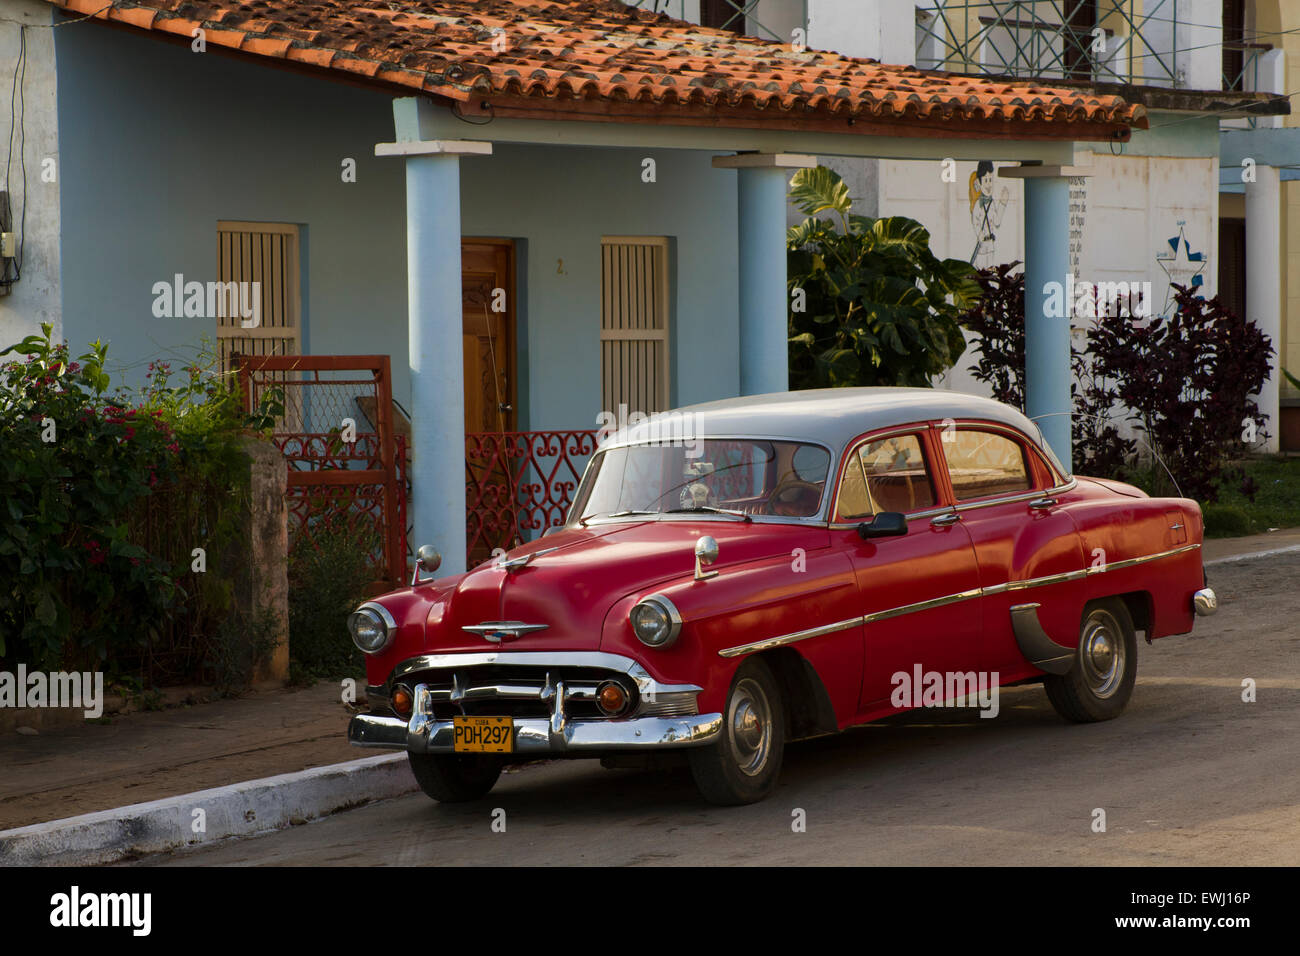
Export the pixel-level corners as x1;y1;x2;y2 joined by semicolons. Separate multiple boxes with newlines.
465;430;601;565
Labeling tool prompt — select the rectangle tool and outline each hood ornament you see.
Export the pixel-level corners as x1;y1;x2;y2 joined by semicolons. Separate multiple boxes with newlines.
462;621;549;644
496;546;561;573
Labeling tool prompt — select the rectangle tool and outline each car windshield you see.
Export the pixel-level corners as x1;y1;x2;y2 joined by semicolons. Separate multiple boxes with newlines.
572;439;832;521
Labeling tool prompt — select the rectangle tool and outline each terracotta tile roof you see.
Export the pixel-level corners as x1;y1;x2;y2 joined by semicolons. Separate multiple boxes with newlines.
51;1;1146;140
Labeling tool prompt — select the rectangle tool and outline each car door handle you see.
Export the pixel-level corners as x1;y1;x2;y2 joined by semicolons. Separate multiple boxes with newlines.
930;512;961;527
1029;497;1057;510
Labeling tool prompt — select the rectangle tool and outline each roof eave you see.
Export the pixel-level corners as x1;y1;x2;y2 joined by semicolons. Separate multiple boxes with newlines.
469;93;1143;142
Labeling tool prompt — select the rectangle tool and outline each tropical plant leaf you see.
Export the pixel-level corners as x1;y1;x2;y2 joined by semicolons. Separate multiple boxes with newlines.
788;166;852;218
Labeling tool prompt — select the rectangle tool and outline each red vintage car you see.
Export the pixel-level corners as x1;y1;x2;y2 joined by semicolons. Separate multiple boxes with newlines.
347;388;1217;805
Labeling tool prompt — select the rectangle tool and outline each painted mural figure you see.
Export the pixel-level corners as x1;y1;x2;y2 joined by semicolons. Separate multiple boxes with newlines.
969;160;1010;269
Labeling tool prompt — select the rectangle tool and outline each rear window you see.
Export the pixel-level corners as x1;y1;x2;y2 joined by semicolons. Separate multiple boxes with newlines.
942;430;1031;501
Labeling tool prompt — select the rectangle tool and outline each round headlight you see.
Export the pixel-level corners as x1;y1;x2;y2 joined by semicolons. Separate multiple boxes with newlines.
629;595;682;648
348;603;396;654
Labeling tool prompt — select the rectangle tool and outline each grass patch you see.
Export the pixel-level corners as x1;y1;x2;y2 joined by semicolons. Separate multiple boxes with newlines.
1205;458;1300;537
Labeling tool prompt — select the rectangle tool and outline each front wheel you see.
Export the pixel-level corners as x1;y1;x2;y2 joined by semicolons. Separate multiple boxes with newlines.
1044;598;1137;722
688;658;785;805
408;752;503;803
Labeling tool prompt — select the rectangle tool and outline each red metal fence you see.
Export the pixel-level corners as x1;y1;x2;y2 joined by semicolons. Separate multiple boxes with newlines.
465;430;599;563
235;354;405;588
235;350;596;574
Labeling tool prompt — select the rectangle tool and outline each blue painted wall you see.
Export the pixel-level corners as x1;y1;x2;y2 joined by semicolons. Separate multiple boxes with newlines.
54;24;741;433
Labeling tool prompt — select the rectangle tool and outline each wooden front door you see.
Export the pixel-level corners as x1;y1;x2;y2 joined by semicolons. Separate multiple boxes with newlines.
462;240;517;565
462;240;517;434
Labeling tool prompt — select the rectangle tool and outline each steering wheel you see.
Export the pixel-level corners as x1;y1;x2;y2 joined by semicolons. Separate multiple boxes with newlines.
679;482;716;511
767;479;822;516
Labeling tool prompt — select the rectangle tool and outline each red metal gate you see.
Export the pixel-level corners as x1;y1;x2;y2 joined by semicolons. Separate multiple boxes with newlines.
235;354;405;587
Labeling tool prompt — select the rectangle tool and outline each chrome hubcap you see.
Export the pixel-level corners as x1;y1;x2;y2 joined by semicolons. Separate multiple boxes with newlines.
1080;610;1126;699
728;678;772;777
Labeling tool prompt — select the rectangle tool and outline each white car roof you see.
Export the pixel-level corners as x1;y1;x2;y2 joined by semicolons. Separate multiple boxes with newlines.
605;387;1065;473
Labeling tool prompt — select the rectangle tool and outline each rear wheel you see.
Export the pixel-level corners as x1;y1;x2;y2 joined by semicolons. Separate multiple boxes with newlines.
408;752;503;803
1044;598;1137;723
688;658;785;805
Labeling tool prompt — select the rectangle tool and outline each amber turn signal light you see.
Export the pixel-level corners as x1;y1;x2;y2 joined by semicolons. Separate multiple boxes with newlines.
596;681;629;716
392;684;414;717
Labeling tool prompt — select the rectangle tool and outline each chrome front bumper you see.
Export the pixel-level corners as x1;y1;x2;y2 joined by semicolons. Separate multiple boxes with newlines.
348;708;722;754
349;651;723;755
1193;586;1217;616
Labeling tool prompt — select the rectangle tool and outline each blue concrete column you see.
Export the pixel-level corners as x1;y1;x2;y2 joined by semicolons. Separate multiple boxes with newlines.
714;153;816;396
377;138;492;575
1004;167;1075;472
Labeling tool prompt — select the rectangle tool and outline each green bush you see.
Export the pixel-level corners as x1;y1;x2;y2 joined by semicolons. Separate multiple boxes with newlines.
0;324;272;684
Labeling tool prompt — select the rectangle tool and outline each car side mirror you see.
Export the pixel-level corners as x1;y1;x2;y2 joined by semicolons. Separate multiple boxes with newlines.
857;512;908;540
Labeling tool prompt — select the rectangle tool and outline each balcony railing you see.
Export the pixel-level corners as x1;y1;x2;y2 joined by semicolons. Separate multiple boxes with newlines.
915;1;1252;91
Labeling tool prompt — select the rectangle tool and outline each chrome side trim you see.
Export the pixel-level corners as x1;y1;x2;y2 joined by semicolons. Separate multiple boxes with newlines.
1085;543;1200;574
828;505;950;530
952;478;1079;513
982;569;1089;595
716;542;1202;658
718;616;864;659
825;480;1078;531
863;587;984;623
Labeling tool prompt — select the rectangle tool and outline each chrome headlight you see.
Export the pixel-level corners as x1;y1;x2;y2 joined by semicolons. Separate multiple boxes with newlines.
348;602;396;654
629;594;682;648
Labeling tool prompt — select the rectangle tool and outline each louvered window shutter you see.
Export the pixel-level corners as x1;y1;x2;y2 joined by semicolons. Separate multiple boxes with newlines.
600;237;670;416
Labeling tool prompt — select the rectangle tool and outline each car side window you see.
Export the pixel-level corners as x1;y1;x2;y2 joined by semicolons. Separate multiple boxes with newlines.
836;433;936;519
942;429;1031;501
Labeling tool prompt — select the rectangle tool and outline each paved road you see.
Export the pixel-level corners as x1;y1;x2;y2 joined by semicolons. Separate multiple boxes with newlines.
146;553;1300;866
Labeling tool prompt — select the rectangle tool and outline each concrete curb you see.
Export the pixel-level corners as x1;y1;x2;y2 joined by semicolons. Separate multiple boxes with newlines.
1205;543;1300;565
0;753;416;866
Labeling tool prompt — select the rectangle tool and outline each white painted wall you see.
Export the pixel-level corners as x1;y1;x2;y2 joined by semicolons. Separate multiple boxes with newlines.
870;151;1219;402
0;0;60;348
807;0;915;64
1179;0;1224;90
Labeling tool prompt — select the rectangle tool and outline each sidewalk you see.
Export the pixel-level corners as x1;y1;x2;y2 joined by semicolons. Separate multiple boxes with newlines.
2;527;1294;835
0;681;358;831
1202;527;1300;563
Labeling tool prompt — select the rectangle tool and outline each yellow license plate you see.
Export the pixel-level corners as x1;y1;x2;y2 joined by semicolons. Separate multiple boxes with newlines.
452;716;514;753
